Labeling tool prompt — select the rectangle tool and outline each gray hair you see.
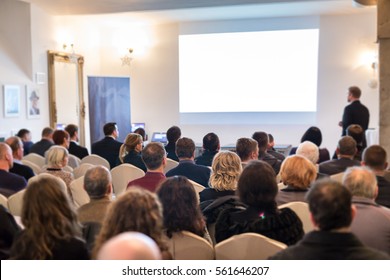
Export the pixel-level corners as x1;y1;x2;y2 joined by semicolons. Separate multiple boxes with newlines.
84;166;112;199
296;141;319;164
47;145;69;168
342;166;377;199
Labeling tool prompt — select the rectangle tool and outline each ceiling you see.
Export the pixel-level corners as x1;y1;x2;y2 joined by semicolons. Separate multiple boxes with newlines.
17;0;376;22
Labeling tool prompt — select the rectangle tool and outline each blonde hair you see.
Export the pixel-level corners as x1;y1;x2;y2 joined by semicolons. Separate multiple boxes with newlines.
47;145;68;168
210;150;242;191
119;133;143;163
280;155;317;189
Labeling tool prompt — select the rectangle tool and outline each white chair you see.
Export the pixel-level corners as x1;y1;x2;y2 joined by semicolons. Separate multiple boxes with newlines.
68;154;81;169
21;159;41;175
277;182;287;190
111;164;145;196
215;232;287;260
164;158;179;173
279;201;314;233
69;176;90;208
0;193;8;209
330;172;345;183
167;231;214;260
188;179;205;203
23;153;45;167
7;189;26;216
81;154;110;170
73;163;94;179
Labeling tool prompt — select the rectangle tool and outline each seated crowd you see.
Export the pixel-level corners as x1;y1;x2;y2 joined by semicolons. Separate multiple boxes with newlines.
0;123;389;260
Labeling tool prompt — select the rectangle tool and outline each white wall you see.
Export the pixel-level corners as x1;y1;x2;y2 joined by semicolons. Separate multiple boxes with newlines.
0;3;378;155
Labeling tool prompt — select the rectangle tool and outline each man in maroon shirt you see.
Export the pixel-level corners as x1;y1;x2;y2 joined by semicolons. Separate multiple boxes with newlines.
127;142;166;192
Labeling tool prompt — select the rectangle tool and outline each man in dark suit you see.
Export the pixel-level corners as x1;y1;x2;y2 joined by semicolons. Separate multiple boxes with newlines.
166;137;211;188
252;131;282;175
319;136;361;176
5;136;34;181
65;124;89;159
339;86;369;147
195;132;220;167
29;127;54;157
91;122;122;169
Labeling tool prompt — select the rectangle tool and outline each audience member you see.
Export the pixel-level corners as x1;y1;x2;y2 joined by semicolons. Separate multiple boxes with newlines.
276;155;317;205
127;142;166;192
319;136;360;175
166;137;211;188
289;126;330;163
195;132;220;167
267;134;285;161
164;126;181;162
157;176;211;243
50;130;79;168
362;145;390;208
332;124;365;161
252;131;282;175
270;179;389;259
16;128;33;156
343;166;390;254
0;143;27;197
5;136;35;181
133;127;147;142
296;140;328;181
29;127;54;157
65;124;89;159
235;137;258;168
0;205;21;259
92;188;171;259
97;232;161;260
91;122;122;169
9;174;89;259
117;133;146;172
78;166;112;224
215;160;304;245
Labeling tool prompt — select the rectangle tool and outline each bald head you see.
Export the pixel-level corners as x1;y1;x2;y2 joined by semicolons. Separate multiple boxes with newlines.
5;136;23;160
97;232;162;260
0;143;13;170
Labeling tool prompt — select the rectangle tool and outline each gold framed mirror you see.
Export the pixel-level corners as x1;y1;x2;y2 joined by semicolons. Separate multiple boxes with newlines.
47;50;86;146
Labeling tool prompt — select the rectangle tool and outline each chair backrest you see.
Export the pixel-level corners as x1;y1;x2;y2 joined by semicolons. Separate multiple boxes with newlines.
215;232;287;260
277;182;287;190
70;176;90;208
81;154;110;170
188;179;205;203
73;163;94;179
164;158;179;173
279;201;314;233
0;193;8;209
330;172;345;183
21;159;41;175
7;189;26;216
111;164;145;196
68;154;81;169
23;153;45;167
167;231;214;260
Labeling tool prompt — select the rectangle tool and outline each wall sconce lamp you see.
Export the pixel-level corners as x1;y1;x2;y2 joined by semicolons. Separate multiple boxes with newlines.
121;48;134;67
62;43;78;63
368;56;378;89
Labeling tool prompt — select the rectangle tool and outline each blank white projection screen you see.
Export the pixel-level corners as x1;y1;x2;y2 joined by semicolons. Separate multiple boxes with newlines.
179;29;319;113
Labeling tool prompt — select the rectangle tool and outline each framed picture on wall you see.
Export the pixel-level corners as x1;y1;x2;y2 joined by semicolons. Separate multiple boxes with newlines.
3;85;21;118
26;86;40;119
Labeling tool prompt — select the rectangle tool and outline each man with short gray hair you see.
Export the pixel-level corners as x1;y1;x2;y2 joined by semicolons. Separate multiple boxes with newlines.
77;166;112;224
343;166;390;255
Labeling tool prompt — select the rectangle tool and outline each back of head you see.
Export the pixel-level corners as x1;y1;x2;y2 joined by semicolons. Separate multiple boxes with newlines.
52;130;70;146
123;133;142;151
280;155;317;189
306;179;353;231
349;86;361;99
338;136;357;156
166;126;181;143
236;137;258;161
175;137;195;159
346;124;364;145
301;126;322;146
202;132;220;152
343;166;377;199
237;160;277;211
103;122;117;136
5;136;23;155
97;232;161;260
16;129;30;140
296;140;319;164
64;124;78;138
252;131;268;152
362;145;387;171
210;150;242;191
0;142;12;161
84;166;112;199
133;128;146;141
141;142;166;170
47;146;69;168
41;127;54;138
